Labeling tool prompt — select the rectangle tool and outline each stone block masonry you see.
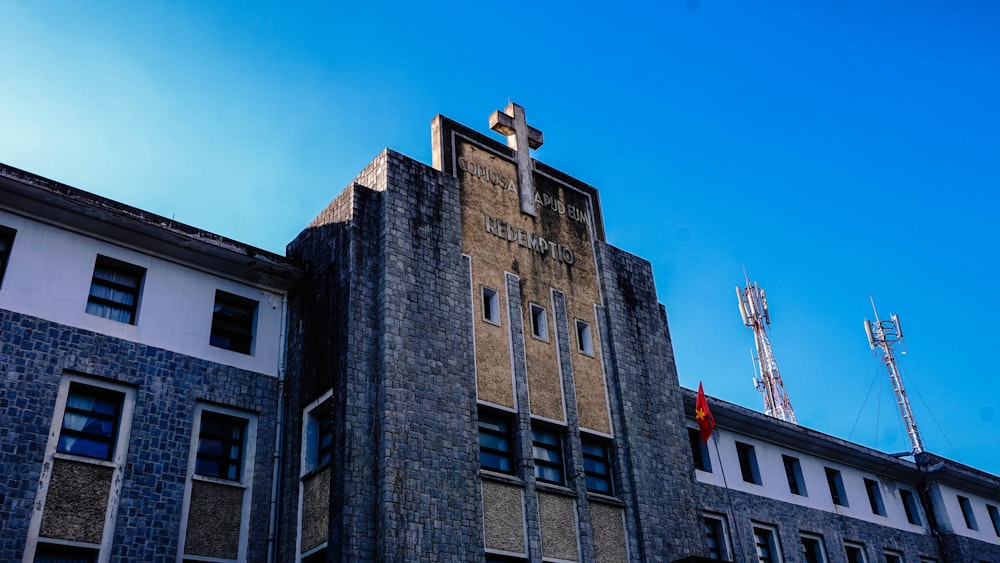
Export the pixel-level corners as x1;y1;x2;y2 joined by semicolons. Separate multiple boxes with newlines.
0;309;279;562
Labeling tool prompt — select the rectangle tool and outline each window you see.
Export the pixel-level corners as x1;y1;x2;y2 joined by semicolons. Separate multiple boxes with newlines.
33;543;99;563
883;550;903;563
482;286;500;324
958;495;978;530
689;428;712;472
576;319;593;355
529;303;548;341
304;398;333;473
825;467;848;507
783;455;806;496
801;533;826;563
581;435;613;495
57;383;125;460
478;409;515;474
532;424;565;485
753;524;782;563
85;255;144;324
900;488;922;525
210;290;258;354
844;542;867;563
704;514;731;560
865;478;886;516
0;225;14;288
302;547;329;563
736;441;761;485
988;504;1000;536
195;412;247;481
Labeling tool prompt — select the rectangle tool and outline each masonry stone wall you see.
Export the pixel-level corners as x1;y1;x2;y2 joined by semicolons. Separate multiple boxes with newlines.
0;309;278;562
595;242;704;561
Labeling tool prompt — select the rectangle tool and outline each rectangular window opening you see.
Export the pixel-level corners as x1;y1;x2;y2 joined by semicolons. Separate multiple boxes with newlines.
85;255;145;324
736;441;761;485
210;290;258;354
987;504;1000;537
478;408;515;474
482;286;500;324
783;455;807;496
844;542;867;563
688;428;712;472
900;488;922;525
57;382;125;461
865;478;886;516
958;495;978;530
581;435;613;495
801;533;826;563
0;225;15;288
752;524;781;563
825;467;848;507
704;514;731;560
576;319;593;355
529;303;548;341
531;423;565;485
34;543;99;563
195;411;247;481
304;399;334;473
883;550;904;563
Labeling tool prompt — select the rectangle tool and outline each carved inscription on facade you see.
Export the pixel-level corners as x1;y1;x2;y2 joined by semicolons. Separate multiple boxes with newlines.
483;213;575;265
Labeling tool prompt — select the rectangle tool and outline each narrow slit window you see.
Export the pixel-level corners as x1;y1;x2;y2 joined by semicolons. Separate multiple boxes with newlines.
581;435;613;495
0;225;15;288
900;488;922;525
987;504;1000;537
783;455;807;496
704;514;730;560
531;424;565;485
86;255;145;324
825;467;848;507
801;533;826;563
752;525;781;563
688;428;711;472
958;495;978;530
864;478;886;516
478;409;515;474
576;319;593;355
482;286;500;324
736;441;761;485
529;303;548;341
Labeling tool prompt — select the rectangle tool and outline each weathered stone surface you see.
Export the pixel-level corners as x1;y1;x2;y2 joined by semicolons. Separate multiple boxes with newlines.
40;459;113;543
184;480;243;559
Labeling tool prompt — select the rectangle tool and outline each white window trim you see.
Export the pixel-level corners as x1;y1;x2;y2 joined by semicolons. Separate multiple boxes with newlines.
529;303;549;342
843;541;868;563
703;512;733;561
752;523;783;563
800;532;828;563
24;374;137;563
575;319;593;356
296;390;333;560
177;403;258;563
482;285;501;325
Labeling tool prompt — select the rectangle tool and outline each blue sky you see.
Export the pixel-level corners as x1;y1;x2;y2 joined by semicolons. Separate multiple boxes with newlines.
2;1;998;475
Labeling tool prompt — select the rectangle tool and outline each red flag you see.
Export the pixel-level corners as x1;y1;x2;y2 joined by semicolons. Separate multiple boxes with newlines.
696;382;715;443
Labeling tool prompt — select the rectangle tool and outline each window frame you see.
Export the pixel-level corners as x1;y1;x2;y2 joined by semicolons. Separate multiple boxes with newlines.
958;495;978;530
575;319;594;355
478;408;516;475
57;382;126;461
752;523;783;563
864;478;886;516
703;513;732;560
531;422;566;486
900;488;922;525
85;255;145;325
581;434;614;495
825;467;848;507
800;532;827;563
481;285;501;325
736;441;762;485
528;303;549;342
302;393;334;475
194;411;249;482
782;455;807;496
883;549;904;563
0;224;15;289
33;543;100;563
844;541;868;563
688;427;712;472
987;504;1000;537
210;290;259;354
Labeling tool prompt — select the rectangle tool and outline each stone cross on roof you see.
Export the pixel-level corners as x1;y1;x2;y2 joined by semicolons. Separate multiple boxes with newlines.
489;103;543;216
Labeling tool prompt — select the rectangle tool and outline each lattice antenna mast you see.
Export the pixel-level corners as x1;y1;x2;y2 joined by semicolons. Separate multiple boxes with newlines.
736;276;797;423
864;297;924;454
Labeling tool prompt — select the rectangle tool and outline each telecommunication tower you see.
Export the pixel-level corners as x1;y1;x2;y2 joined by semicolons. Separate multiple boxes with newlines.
736;276;797;424
864;298;924;454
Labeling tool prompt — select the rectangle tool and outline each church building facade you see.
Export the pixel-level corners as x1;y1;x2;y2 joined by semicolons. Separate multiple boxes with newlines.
1;106;998;562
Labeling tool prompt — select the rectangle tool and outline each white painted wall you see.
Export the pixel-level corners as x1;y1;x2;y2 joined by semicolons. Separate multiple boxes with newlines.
694;426;929;534
0;210;284;376
929;482;1000;545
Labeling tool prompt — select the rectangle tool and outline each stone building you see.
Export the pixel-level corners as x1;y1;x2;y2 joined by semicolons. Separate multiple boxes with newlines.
1;105;998;562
